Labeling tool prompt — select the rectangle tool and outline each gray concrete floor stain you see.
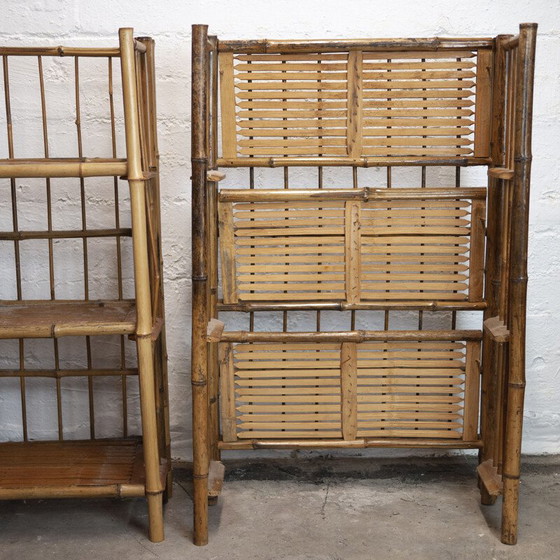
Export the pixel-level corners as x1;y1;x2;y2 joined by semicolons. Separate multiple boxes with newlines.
1;456;559;560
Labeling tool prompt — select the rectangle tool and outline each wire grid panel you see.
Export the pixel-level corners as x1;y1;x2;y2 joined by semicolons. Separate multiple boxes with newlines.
219;339;479;441
218;48;492;161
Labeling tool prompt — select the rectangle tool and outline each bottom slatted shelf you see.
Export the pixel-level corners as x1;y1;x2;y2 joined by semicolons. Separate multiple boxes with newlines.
218;333;481;445
0;438;167;499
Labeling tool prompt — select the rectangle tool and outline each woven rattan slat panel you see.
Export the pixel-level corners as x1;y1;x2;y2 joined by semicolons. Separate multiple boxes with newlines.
221;339;477;441
218;188;485;305
219;48;491;161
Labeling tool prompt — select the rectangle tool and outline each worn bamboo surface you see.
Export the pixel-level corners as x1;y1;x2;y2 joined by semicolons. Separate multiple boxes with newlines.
0;28;169;543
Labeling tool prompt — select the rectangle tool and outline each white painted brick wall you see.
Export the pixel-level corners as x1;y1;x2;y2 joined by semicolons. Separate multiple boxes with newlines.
0;0;558;459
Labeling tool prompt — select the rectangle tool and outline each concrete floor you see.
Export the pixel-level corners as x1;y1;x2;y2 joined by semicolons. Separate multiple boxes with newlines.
1;456;559;560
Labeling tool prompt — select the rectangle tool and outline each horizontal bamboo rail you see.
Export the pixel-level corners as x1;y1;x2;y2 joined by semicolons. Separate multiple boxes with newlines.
219;439;483;450
219;187;486;203
218;37;493;53
219;329;482;343
0;158;127;178
219;301;487;312
0;40;146;57
217;156;491;168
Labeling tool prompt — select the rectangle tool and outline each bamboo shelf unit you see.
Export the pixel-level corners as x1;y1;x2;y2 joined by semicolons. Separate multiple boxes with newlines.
191;23;536;545
0;29;170;542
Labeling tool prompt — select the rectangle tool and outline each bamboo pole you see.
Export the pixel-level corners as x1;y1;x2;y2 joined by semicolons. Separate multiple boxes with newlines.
191;23;210;547
218;301;487;312
207;35;221;466
219;187;486;203
501;22;537;546
0;158;127;178
119;27;163;543
219;329;482;343
137;34;173;499
217;156;491;168
218;37;493;53
218;438;483;450
478;33;511;505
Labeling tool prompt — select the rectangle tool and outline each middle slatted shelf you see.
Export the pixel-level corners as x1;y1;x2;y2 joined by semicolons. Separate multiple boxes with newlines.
215;186;485;446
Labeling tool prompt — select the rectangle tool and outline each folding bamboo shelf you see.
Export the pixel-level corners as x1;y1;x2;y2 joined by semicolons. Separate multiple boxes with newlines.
191;23;536;545
0;29;170;542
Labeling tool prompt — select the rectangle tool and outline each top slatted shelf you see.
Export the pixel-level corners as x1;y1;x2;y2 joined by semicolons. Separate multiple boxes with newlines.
216;38;493;167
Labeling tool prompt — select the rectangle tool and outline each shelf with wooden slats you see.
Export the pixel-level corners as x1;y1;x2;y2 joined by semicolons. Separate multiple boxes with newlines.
194;24;537;546
217;45;492;165
218;336;480;443
0;438;167;499
0;300;137;339
218;187;486;307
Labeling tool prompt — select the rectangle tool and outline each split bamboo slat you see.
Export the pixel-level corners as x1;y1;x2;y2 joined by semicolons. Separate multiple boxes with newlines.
0;29;170;542
191;24;537;546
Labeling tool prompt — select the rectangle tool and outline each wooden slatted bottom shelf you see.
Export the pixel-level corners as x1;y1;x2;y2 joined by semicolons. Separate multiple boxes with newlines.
0;438;166;499
0;300;137;338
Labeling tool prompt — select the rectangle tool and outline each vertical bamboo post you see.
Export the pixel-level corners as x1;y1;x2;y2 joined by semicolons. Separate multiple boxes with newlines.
479;33;510;505
119;27;164;543
501;23;537;546
191;23;210;547
137;34;172;498
207;35;221;465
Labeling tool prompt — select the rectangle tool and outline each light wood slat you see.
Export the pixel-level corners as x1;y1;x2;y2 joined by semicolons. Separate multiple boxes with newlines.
362;109;473;118
238;421;345;430
361;217;470;226
236;81;348;90
361;137;472;147
341;342;358;440
235;208;346;218
362;79;475;89
238;138;347;147
239;147;349;156
235;63;348;71
361;51;475;60
347;50;363;157
363;199;472;208
236;254;346;264
239;147;472;156
463;341;481;441
238;119;347;128
240;402;462;413
237;264;344;273
362;99;474;108
361;245;469;254
474;48;493;157
237;101;348;109
238;431;343;439
238;129;346;138
358;377;464;387
239;413;342;422
358;394;463;404
468;198;486;301
362;272;467;281
235;217;345;228
358;292;468;301
361;264;468;272
356;429;462;439
219;51;237;158
236;90;347;100
236;378;341;387
235;53;350;61
354;412;462;421
357;127;473;137
235;237;344;246
236;395;342;403
219;343;237;442
345;201;361;303
238;272;343;282
218;202;237;304
235;70;348;79
238;109;348;118
362;70;476;79
362;61;475;70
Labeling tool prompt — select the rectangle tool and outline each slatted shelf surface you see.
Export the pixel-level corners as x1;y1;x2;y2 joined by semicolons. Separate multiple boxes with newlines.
218;188;486;305
0;300;137;338
0;438;165;498
219;48;492;162
219;339;480;441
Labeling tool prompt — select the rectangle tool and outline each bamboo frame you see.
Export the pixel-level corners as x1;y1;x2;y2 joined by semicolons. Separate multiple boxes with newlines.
192;24;537;546
0;29;170;543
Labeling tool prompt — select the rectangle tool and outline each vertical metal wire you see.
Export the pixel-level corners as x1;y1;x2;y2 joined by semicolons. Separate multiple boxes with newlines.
3;55;28;441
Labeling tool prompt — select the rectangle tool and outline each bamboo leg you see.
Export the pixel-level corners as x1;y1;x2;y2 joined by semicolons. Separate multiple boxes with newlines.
500;23;537;546
191;23;210;546
120;28;164;543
